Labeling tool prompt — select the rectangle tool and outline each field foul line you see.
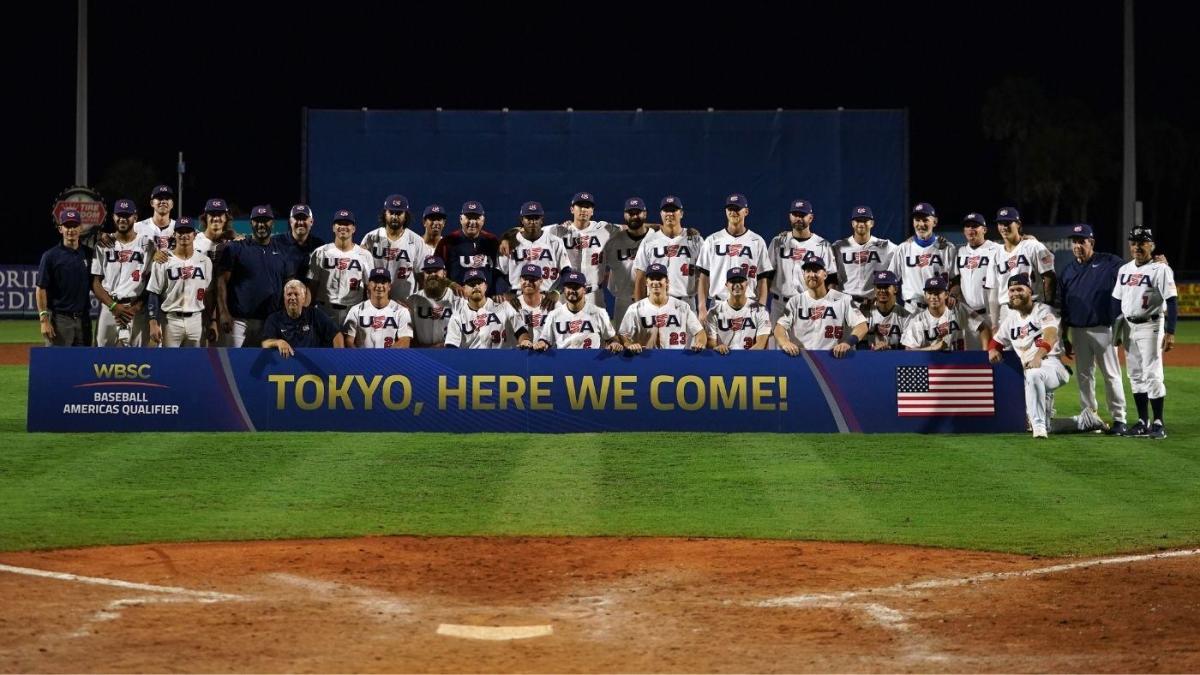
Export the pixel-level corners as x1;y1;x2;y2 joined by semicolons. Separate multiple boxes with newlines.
0;563;244;602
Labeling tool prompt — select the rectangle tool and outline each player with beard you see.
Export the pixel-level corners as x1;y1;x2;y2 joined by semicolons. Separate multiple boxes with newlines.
602;197;653;323
91;198;154;346
408;255;460;348
536;270;622;351
216;200;295;347
774;258;867;358
953;212;1002;346
360;194;429;301
445;270;530;349
544;192;621;307
768;199;835;324
435;201;507;297
421;204;447;251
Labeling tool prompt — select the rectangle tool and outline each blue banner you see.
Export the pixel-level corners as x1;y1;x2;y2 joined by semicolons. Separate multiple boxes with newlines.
28;348;1026;433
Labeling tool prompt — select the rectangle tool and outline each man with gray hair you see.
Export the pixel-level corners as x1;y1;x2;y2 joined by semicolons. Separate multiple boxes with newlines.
262;279;345;357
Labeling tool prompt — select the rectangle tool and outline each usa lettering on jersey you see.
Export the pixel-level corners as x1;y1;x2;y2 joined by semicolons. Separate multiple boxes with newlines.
905;253;945;268
166;265;206;281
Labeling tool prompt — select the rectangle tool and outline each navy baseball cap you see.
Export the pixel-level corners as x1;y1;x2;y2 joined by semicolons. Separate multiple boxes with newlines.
462;269;488;285
962;212;987;226
1069;223;1095;239
204;198;229;214
1129;227;1154;242
384;194;410;213
290;204;312;219
461;201;484;216
873;270;900;287
624;197;646;212
173;216;196;233
645;263;669;278
519;263;544;280
423;204;447;219
1007;273;1032;288
800;258;826;271
58;209;81;226
924;276;949;292
151;184;174;199
660;196;683;210
912;202;937;217
850;205;874;220
250;205;275;221
571;191;595;206
368;267;392;283
726;193;749;209
726;267;749;282
421;255;446;271
561;270;588;286
520;201;544;217
332;209;356;224
996;207;1021;223
113;199;137;216
790;199;813;215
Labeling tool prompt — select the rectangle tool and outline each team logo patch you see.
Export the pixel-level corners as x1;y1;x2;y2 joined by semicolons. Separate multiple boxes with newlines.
808;306;827;322
473;315;489;328
568;319;583;333
471;254;486;267
337;258;350;270
730;317;745;331
789;248;809;261
725;244;744;257
917;254;932;267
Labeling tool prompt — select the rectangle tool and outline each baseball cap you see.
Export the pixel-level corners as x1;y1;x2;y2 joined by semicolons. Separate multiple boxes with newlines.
423;204;447;219
151;184;174;199
383;194;410;213
368;267;392;283
1069;223;1095;239
290;204;312;219
995;207;1021;223
962;212;987;226
790;199;813;215
204;198;229;214
332;209;356;224
520;201;545;217
519;263;543;280
173;216;196;233
250;205;275;221
873;270;900;287
624;197;646;212
421;255;446;271
924;276;949;292
726;267;749;282
1007;273;1032;288
461;201;484;216
560;270;588;286
850;205;874;220
462;269;488;285
912;202;937;217
113;198;137;216
725;193;749;209
645;263;669;278
58;209;81;226
800;257;826;271
660;195;684;210
570;191;595;207
1128;227;1155;242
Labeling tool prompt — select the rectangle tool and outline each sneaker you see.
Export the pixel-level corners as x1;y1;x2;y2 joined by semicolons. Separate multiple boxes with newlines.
1125;420;1149;437
1032;424;1048;439
1076;409;1109;433
1106;421;1128;436
1148;422;1167;440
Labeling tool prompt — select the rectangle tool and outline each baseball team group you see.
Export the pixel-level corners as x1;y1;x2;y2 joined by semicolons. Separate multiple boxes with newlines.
37;185;1178;438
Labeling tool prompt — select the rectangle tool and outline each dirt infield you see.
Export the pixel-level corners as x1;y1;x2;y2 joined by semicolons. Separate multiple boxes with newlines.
1;537;1198;673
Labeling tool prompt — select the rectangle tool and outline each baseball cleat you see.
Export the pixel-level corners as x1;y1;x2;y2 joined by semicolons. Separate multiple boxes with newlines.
1124;420;1149;437
1148;422;1167;440
1106;421;1128;436
1032;424;1048;439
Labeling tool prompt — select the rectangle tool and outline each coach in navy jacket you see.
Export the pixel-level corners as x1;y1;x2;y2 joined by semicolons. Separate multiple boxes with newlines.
433;201;510;297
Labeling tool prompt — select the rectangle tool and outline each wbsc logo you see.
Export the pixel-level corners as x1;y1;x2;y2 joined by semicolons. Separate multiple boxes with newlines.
93;363;152;379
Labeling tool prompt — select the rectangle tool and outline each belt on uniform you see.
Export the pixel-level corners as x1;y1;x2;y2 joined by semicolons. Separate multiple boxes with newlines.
1126;314;1160;325
53;311;86;319
168;311;196;318
112;296;140;304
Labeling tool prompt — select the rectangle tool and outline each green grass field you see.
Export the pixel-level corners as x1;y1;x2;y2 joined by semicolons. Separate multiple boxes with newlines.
1;352;1197;556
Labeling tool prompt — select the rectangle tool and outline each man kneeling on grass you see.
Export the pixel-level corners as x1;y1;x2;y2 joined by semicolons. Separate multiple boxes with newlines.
262;279;344;357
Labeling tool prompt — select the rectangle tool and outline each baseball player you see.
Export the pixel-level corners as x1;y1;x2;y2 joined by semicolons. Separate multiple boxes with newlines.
512;263;559;336
500;201;571;293
706;268;771;353
408;255;460;348
134;184;177;252
863;270;911;350
36;210;92;347
535;270;622;352
90;198;154;346
343;267;414;348
434;201;507;296
445;269;530;349
544;191;621;307
360;194;430;301
421;204;447;251
146;218;211;348
768;199;835;324
696;194;773;319
994;207;1056;319
831;205;896;305
262;280;345;356
989;274;1071;438
307;209;375;327
888;202;957;314
953;212;1002;348
1112;226;1177;439
193;201;236;262
1058;223;1128;434
633;196;704;309
619;263;706;351
901;276;992;351
774;258;867;358
601;197;653;322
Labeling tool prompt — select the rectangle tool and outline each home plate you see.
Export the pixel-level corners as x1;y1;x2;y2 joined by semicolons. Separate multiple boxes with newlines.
436;623;554;641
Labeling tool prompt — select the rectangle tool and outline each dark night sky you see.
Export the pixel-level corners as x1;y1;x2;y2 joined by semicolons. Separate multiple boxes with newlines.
8;1;1197;264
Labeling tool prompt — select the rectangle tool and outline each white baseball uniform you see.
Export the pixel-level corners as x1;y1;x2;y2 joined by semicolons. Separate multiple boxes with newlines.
342;299;414;348
147;251;212;348
91;234;154;346
696;228;773;304
501;230;571;292
618;297;704;349
776;289;865;350
515;295;559;336
706;299;771;350
602;228;650;322
193;231;220;261
993;302;1070;432
407;287;460;347
359;227;430;301
831;235;897;302
546;220;621;305
445;299;526;349
134;218;176;252
307;243;375;325
866;303;912;350
633;229;705;304
889;237;958;312
901;305;987;351
538;303;617;349
769;231;835;325
995;239;1056;311
1113;260;1178;398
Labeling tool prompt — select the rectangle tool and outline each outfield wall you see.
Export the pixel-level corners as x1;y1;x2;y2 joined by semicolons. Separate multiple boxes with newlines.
28;348;1025;433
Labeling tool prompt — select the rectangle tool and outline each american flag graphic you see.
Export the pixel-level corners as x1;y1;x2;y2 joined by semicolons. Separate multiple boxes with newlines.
664;245;679;258
180;266;194;279
371;316;386;329
336;258;350;270
896;365;994;416
568;319;583;333
917;253;932;267
725;244;744;257
789;248;809;260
